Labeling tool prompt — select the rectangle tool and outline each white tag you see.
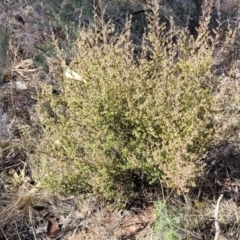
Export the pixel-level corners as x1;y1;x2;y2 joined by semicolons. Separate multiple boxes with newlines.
65;68;86;83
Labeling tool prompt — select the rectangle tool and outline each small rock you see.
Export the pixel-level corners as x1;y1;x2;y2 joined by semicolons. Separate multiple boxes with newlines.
235;72;240;79
15;81;27;90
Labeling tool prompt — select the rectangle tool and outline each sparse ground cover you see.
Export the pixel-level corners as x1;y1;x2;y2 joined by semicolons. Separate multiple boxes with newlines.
0;0;240;239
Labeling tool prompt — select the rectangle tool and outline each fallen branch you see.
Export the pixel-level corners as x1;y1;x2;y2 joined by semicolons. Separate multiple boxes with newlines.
214;194;223;240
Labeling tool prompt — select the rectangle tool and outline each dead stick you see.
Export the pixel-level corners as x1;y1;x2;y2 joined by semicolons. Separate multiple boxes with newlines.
214;194;223;240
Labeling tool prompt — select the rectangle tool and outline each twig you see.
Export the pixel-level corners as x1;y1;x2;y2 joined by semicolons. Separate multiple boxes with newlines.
214;194;223;240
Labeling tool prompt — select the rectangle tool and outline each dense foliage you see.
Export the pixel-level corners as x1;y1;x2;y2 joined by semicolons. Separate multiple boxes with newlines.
33;9;216;203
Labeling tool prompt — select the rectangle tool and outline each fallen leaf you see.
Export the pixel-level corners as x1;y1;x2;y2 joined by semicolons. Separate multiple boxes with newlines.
47;217;60;238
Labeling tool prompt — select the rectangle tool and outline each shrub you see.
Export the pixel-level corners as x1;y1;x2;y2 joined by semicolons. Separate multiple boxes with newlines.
0;26;10;83
154;201;183;240
31;4;216;202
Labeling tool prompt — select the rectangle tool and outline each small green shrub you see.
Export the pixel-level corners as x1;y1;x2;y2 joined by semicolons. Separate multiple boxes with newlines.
34;52;49;72
31;5;216;202
0;26;10;83
154;201;182;240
